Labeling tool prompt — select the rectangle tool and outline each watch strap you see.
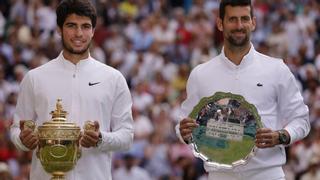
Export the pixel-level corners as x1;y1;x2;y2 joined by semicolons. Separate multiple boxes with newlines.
278;129;290;145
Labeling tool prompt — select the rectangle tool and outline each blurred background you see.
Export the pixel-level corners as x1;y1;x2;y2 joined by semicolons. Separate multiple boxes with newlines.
0;0;319;179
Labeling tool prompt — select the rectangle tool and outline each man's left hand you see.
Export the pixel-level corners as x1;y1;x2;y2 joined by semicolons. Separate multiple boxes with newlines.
255;128;279;148
80;121;101;148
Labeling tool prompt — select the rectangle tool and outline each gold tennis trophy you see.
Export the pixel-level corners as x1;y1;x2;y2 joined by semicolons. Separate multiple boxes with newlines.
25;99;81;180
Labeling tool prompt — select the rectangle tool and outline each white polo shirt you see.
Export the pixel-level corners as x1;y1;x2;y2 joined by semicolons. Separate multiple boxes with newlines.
10;52;134;180
177;45;310;179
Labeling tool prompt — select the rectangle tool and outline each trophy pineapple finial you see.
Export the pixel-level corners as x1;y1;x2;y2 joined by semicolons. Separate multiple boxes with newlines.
51;99;67;121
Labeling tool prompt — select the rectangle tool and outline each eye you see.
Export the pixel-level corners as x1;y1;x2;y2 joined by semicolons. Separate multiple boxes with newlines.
82;24;92;30
228;17;237;23
241;16;251;22
65;23;77;28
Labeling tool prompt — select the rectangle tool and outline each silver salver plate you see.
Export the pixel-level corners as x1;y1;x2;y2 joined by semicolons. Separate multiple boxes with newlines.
189;92;263;169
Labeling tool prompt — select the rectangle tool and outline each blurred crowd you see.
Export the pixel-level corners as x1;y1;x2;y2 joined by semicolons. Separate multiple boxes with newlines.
0;0;320;180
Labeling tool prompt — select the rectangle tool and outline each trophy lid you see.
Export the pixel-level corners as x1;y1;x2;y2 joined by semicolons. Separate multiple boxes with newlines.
39;99;80;129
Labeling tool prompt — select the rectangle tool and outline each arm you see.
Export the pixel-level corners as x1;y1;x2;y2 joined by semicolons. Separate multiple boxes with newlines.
98;73;134;152
175;67;200;144
256;62;310;148
277;62;310;145
10;73;37;151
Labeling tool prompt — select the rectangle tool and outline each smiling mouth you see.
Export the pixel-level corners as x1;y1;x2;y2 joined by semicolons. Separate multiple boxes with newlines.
72;40;85;46
232;30;246;37
232;29;246;33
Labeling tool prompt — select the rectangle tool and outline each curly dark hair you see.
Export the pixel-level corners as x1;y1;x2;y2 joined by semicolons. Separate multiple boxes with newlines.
56;0;97;28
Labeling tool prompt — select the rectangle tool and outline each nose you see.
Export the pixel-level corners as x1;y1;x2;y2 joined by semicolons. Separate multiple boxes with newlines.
75;27;83;37
235;19;244;29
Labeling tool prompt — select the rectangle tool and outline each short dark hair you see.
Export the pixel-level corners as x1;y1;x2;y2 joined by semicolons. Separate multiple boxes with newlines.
219;0;253;20
56;0;97;28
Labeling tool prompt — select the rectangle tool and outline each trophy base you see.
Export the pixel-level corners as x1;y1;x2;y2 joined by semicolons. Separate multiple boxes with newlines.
51;172;65;180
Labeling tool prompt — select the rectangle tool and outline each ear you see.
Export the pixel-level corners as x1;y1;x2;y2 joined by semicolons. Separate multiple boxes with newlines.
251;16;257;31
91;28;95;38
57;27;62;36
216;18;223;32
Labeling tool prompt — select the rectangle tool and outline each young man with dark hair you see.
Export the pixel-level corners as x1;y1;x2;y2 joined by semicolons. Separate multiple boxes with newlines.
176;0;310;179
10;0;134;179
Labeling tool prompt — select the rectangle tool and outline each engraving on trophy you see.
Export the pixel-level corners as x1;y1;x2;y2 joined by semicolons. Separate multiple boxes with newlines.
49;144;68;158
206;121;244;141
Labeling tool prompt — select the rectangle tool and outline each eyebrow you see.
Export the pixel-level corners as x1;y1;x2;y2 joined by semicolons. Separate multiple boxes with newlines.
65;22;77;25
64;22;92;26
227;15;251;20
228;14;250;18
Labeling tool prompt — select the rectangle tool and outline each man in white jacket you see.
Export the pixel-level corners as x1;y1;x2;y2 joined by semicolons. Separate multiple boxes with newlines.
10;0;134;179
176;0;310;179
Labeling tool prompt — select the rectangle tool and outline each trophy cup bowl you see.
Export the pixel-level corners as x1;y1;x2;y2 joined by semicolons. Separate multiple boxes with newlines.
25;99;81;180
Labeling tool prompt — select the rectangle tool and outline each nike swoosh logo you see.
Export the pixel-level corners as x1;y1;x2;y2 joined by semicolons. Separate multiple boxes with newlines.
88;82;101;86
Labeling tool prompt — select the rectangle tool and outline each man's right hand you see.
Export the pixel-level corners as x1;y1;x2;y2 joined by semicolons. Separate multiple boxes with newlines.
19;120;39;150
179;118;198;143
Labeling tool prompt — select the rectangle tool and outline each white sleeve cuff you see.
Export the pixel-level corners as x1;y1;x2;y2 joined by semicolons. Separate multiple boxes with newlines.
14;133;30;151
284;127;296;145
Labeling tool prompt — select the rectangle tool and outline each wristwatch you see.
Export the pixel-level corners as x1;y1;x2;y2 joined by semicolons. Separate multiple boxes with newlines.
277;130;290;145
96;132;102;147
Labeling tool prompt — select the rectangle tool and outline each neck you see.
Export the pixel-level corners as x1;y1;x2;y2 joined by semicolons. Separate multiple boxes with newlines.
223;43;251;65
62;51;89;65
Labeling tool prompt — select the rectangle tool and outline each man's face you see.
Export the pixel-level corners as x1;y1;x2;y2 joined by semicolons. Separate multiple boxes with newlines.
217;5;256;47
59;14;94;56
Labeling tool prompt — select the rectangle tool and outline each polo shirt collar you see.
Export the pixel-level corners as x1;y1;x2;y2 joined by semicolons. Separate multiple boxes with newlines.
220;44;256;70
58;51;93;70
